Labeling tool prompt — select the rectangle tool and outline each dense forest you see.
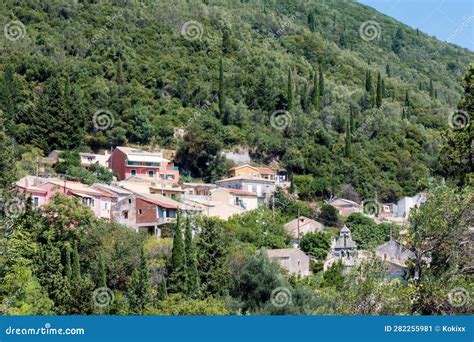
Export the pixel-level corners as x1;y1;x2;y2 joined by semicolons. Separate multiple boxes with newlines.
0;0;472;316
1;0;472;199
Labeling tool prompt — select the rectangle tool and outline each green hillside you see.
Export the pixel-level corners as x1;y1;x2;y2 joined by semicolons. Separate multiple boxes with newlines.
1;0;473;201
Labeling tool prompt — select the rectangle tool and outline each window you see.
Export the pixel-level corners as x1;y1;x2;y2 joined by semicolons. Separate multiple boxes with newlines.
234;196;241;206
82;197;95;207
148;170;154;177
130;169;137;176
128;198;132;204
33;196;40;207
122;211;129;219
297;260;301;266
104;202;109;210
139;209;143;215
166;174;175;180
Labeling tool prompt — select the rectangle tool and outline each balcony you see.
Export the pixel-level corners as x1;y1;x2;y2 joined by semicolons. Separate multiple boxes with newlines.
126;160;161;168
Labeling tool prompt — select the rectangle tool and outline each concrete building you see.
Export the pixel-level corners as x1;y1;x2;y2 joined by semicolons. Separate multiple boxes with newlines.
109;146;179;184
283;216;324;239
215;175;276;205
79;150;110;169
210;187;258;211
265;248;310;276
329;198;362;217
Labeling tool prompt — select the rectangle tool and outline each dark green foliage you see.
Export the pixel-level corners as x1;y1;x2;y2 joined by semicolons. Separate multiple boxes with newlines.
344;120;352;157
310;68;320;114
98;254;106;288
319;204;338;227
376;72;383;108
218;58;225;118
196;217;231;297
287;68;294;111
318;64;324;99
64;244;72;282
0;119;17;193
231;253;286;313
168;211;187;294
184;217;199;297
345;213;392;249
128;248;152;314
322;261;344;290
72;241;81;281
300;232;331;260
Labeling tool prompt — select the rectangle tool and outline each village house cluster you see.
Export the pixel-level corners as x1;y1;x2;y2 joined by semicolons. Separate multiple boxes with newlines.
17;146;429;279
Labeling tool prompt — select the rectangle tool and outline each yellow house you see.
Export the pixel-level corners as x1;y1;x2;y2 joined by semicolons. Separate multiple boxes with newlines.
227;164;277;181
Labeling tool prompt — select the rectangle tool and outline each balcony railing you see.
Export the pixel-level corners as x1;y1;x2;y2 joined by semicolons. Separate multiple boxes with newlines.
126;160;161;167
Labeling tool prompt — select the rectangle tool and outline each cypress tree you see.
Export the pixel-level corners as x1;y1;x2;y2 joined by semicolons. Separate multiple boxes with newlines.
222;28;231;53
429;79;434;98
116;58;124;85
318;64;324;99
128;247;152;314
311;68;320;114
300;83;307;111
344;120;352;157
64;244;72;282
0;65;19;126
98;254;106;288
287;68;294;111
349;106;355;133
218;58;225;118
402;108;407;120
72;241;81;281
307;13;315;32
0;114;17;193
185;217;199;297
168;211;187;293
376;71;383;108
365;70;372;92
155;277;167;302
385;64;391;77
405;90;410;107
435;89;438;99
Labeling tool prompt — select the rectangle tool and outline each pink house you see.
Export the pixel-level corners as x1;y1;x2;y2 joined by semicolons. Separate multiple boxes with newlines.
17;178;114;219
109;146;180;184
